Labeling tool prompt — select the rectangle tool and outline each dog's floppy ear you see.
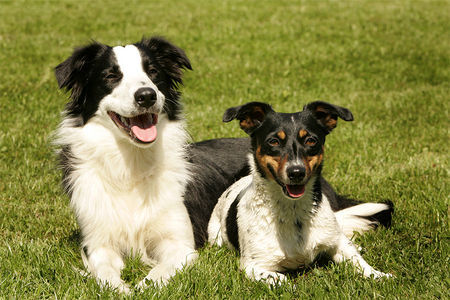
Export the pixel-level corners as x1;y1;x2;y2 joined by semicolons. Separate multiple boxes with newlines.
223;102;274;134
140;37;192;86
303;101;353;133
55;42;108;122
55;42;107;97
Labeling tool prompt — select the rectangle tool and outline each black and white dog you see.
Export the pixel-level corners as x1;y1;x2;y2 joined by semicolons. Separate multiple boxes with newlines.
208;101;393;284
54;37;249;292
54;36;391;292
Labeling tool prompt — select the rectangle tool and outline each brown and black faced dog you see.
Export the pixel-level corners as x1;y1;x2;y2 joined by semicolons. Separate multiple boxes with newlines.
208;101;393;284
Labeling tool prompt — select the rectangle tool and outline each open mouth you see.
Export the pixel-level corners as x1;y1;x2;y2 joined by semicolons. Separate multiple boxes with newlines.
283;184;305;199
108;111;158;144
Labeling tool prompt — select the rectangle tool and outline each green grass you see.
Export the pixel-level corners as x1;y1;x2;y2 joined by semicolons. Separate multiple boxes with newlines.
0;0;448;298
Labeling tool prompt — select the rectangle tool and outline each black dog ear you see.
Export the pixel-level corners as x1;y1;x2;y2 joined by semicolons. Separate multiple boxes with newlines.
223;102;274;134
55;42;108;105
139;37;192;86
303;101;353;133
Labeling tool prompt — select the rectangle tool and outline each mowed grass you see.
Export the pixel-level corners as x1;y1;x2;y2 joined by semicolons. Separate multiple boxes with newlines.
0;0;448;298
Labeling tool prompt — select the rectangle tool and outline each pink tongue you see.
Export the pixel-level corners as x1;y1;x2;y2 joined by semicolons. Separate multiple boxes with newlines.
129;115;157;143
286;185;305;198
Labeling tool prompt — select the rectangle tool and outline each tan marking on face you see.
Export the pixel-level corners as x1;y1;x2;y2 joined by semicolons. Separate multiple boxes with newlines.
299;129;308;138
255;146;282;180
279;155;289;176
303;153;324;177
277;130;286;140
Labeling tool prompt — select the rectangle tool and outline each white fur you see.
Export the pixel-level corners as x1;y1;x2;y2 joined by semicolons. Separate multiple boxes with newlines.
208;157;391;284
98;46;165;121
54;45;197;293
335;203;391;238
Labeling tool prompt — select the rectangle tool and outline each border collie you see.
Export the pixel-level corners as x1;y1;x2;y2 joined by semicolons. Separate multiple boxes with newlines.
54;37;213;293
208;101;393;284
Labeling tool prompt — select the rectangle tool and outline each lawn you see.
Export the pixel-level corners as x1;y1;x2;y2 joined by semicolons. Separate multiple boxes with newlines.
0;0;448;298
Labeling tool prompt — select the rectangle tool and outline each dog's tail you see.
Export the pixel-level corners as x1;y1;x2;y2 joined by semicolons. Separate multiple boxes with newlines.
334;200;394;239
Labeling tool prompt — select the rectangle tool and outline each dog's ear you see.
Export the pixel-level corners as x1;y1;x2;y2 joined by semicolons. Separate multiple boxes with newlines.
223;102;274;134
55;42;108;118
55;42;107;95
140;37;192;86
303;101;353;133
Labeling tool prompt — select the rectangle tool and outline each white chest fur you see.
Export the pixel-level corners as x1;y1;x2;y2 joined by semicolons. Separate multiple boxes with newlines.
56;114;193;260
237;175;341;271
209;169;392;284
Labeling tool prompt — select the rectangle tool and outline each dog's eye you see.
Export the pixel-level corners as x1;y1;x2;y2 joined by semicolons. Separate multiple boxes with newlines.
267;138;280;147
104;71;122;81
148;68;158;75
143;61;158;76
305;137;317;146
146;66;158;77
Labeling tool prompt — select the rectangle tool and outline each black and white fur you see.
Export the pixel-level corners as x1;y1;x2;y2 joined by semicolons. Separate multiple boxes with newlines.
54;37;200;293
208;101;393;284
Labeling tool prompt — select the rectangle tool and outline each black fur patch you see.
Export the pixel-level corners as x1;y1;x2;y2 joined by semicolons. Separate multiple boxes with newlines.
55;43;117;124
225;183;252;252
312;170;323;207
183;138;251;248
359;200;394;228
226;196;240;252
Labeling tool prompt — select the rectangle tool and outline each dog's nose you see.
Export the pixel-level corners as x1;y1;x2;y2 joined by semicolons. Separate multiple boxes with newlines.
287;166;306;181
134;88;157;108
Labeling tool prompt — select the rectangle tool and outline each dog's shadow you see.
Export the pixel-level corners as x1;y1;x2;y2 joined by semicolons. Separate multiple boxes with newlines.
63;230;82;250
61;231;335;285
283;253;334;280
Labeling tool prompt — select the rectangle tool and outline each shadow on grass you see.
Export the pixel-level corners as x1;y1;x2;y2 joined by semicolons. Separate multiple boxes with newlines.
284;253;334;280
60;229;82;252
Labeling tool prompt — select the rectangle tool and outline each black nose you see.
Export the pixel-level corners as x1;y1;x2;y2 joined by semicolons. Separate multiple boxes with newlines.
287;166;306;181
134;88;157;108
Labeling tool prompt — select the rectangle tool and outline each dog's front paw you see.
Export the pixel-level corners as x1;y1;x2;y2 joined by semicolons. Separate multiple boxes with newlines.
99;280;130;294
136;277;152;291
248;269;287;286
136;267;171;291
95;273;130;294
115;284;131;294
371;270;394;279
136;276;166;291
261;271;286;286
364;268;394;279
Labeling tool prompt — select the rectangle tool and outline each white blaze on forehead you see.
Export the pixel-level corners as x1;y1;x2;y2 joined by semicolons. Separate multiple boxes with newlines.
109;44;162;103
100;44;164;120
112;45;146;80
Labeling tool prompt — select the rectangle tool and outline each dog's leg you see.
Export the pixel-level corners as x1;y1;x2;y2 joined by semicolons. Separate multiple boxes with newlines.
136;239;197;289
207;204;224;246
84;247;129;293
332;235;392;279
241;262;287;285
241;254;286;285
